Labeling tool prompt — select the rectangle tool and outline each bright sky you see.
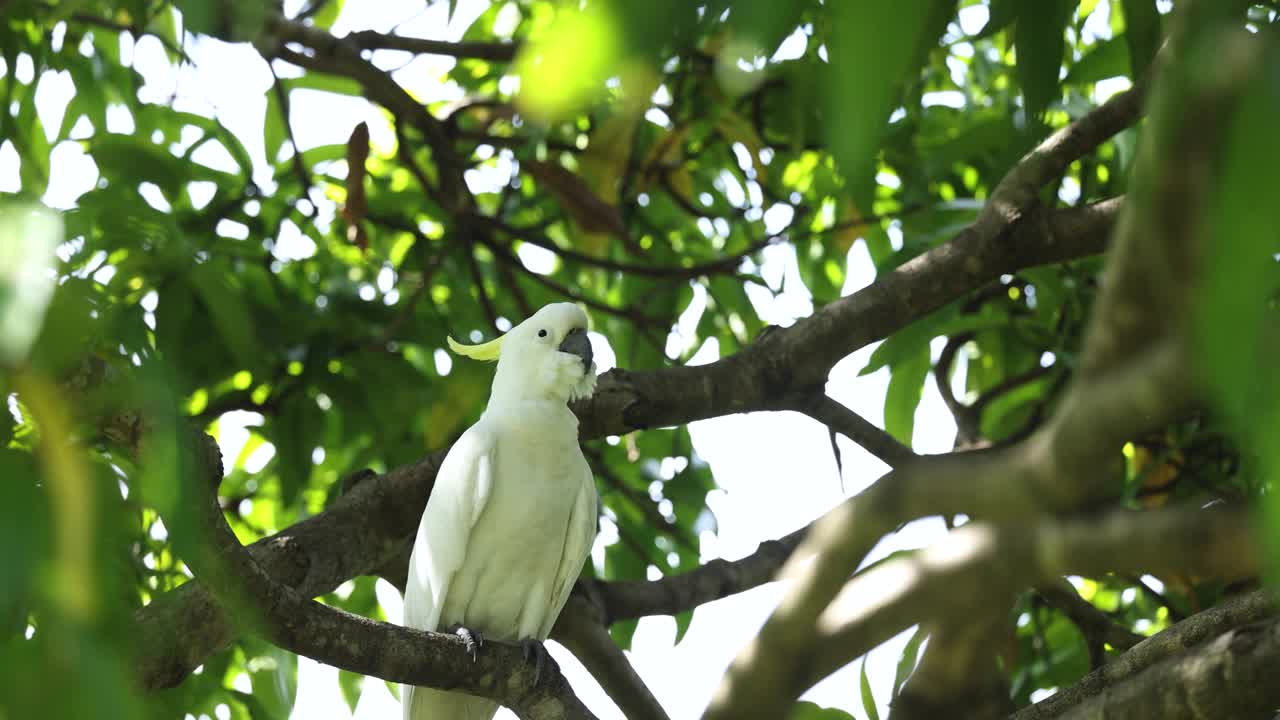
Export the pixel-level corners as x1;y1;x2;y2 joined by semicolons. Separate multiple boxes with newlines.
10;1;1144;718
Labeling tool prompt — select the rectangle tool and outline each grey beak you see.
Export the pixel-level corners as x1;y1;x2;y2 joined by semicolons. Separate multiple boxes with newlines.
558;327;593;372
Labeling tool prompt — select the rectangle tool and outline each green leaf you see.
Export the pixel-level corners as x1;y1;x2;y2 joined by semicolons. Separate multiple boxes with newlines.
244;638;298;720
274;394;315;506
339;669;364;713
789;701;856;720
883;345;930;446
725;0;808;59
824;0;944;199
312;0;345;30
860;304;1007;377
189;262;259;371
859;657;881;720
1065;35;1131;85
673;608;694;645
173;0;220;36
91;133;232;198
1118;0;1161;78
284;72;364;98
0;449;45;637
604;538;648;650
1015;0;1076;120
264;86;287;164
610;617;639;650
0;202;61;364
977;0;1018;38
892;626;927;698
1196;66;1280;581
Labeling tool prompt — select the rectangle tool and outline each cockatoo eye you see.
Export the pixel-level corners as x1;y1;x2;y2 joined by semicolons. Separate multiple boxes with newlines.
538;329;548;338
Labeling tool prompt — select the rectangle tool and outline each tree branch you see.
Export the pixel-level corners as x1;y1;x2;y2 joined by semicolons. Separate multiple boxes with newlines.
1055;617;1280;720
705;13;1251;712
132;197;1122;694
594;527;807;624
572;198;1122;439
346;30;520;62
1036;579;1144;662
131;43;1126;691
177;433;598;720
789;394;917;468
1014;588;1277;719
479;213;769;279
806;508;1258;693
268;18;471;213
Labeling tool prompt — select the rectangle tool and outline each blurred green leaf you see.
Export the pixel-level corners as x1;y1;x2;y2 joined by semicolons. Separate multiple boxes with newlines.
1196;59;1280;581
244;637;298;720
189;262;260;372
1066;36;1131;85
825;0;945;198
1118;0;1161;78
0;202;61;364
1015;0;1076;120
0;449;45;637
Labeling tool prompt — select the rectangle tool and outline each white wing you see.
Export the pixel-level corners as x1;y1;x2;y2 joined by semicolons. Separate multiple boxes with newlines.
538;463;598;639
403;422;496;633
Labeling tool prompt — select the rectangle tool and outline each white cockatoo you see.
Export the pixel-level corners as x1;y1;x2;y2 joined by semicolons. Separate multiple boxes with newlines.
402;302;599;720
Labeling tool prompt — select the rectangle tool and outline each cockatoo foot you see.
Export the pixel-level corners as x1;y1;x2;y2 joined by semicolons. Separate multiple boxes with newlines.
520;639;549;685
447;625;485;662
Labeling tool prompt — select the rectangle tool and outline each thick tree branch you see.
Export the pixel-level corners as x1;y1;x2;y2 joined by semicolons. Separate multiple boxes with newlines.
895;616;1012;720
133;24;1128;691
572;197;1121;439
177;434;597;720
133;195;1122;692
807;508;1258;692
1014;588;1276;719
705;15;1255;715
1056;617;1280;720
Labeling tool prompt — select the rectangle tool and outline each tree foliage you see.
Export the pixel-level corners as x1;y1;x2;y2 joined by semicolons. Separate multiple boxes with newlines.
1;0;1278;719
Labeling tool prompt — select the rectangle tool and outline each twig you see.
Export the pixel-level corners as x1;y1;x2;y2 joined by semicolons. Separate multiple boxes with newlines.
790;394;917;469
68;11;193;64
480;214;769;279
1036;579;1144;666
267;65;314;214
347;30;520;62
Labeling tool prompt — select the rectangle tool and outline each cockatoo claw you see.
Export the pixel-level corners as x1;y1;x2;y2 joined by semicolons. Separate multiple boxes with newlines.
520;639;548;685
450;626;484;662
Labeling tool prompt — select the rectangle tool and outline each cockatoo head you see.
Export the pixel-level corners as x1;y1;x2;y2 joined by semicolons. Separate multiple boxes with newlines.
448;302;597;404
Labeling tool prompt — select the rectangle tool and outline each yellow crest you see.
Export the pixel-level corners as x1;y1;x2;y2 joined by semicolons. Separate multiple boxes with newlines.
447;333;505;361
